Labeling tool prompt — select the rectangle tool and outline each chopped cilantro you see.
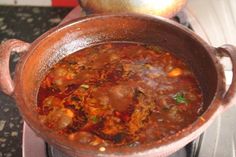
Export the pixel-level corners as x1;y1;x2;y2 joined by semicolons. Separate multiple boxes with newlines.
91;116;100;123
173;92;188;105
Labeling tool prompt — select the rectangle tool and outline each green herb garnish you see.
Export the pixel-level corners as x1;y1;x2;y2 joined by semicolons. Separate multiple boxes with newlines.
91;116;100;123
173;92;188;105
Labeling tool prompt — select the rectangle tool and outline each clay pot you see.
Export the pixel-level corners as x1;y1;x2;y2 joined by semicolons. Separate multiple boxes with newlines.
0;14;236;157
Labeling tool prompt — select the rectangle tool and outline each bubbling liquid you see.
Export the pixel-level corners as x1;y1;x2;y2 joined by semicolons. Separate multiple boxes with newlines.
37;43;203;147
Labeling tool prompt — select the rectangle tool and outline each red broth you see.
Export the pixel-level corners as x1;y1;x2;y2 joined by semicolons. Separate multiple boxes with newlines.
37;43;203;147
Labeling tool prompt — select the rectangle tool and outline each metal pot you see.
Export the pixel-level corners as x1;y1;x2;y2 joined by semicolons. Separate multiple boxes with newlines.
80;0;188;18
0;14;236;157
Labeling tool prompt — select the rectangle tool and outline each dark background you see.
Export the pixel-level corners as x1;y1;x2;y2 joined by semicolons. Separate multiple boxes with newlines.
0;6;72;157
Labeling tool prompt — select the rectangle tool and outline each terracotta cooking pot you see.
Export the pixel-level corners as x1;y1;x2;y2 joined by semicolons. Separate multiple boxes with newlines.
1;14;236;157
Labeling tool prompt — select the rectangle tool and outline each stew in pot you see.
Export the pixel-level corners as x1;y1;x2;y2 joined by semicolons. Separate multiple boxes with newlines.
37;42;203;148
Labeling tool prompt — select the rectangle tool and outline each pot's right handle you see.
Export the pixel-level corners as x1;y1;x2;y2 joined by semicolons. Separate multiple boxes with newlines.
216;45;236;110
0;39;30;96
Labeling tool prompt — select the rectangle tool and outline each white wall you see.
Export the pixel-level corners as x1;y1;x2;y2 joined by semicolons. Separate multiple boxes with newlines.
187;0;236;46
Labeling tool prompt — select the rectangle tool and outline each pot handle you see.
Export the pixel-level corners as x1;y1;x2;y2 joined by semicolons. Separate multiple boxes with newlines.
216;45;236;110
0;39;30;96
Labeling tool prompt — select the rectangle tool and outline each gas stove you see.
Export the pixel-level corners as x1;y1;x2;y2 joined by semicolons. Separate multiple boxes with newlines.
22;1;236;156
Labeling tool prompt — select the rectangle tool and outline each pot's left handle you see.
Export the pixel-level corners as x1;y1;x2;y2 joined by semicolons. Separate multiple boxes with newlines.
0;39;30;96
216;45;236;111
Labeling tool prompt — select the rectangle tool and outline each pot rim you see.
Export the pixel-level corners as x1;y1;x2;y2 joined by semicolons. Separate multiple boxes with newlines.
14;13;226;156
